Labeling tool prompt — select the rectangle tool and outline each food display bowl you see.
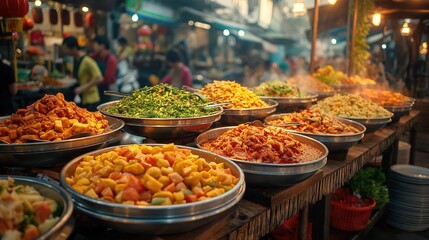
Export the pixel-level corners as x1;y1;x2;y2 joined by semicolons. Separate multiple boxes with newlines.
341;113;393;133
260;94;318;113
97;101;222;139
0;116;124;167
0;175;74;239
384;104;413;122
264;114;366;152
60;145;245;234
195;127;328;187
220;99;278;125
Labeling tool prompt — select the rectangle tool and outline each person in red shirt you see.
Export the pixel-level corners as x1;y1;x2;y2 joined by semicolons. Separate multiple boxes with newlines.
161;49;192;88
90;36;118;103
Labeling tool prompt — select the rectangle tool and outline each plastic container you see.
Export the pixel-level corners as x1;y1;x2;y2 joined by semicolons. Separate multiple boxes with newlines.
397;141;411;165
330;198;376;231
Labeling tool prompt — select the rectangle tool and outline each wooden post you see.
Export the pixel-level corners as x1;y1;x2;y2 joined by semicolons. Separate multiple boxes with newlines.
298;205;309;240
348;0;358;76
309;0;319;73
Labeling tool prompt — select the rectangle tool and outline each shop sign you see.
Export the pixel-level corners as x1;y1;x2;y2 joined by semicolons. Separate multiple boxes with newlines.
5;18;23;32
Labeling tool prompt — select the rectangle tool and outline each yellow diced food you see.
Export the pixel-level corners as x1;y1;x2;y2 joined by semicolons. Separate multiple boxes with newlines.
153;191;173;200
100;178;117;190
142;174;163;193
173;191;185;202
206;188;225;198
124;162;145;175
84;188;99;199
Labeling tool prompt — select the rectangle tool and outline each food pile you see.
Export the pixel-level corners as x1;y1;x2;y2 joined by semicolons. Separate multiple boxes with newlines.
200;124;322;164
0;177;60;240
65;144;238;205
312;94;393;118
346;76;376;85
253;80;303;97
197;80;267;109
266;109;361;135
0;93;109;143
356;89;412;106
312;65;348;86
39;76;64;87
287;75;334;93
107;84;219;118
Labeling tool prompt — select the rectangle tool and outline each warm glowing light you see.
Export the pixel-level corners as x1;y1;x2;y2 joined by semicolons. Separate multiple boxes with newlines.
131;14;138;22
82;6;89;12
372;13;381;26
238;30;245;37
381;44;387;49
188;20;194;26
35;0;42;6
331;38;337;45
292;0;306;16
420;42;428;55
223;29;230;36
400;22;411;36
328;0;337;5
194;21;211;30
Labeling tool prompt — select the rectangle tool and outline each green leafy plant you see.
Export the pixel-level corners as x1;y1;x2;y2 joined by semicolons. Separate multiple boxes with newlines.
347;166;389;208
352;0;375;76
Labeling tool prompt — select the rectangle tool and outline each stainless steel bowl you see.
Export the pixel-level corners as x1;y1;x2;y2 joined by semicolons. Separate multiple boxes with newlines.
341;113;393;133
384;104;413;122
260;94;318;113
97;101;222;139
195;127;328;187
264;114;366;152
0;116;124;167
60;144;245;234
72;184;244;234
0;175;74;239
220;99;278;125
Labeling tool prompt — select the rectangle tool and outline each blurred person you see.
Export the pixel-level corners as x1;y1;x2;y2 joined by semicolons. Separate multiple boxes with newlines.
29;64;48;81
161;49;192;88
260;60;281;83
115;37;139;93
175;40;191;67
90;36;118;103
62;36;103;111
192;46;213;71
0;57;17;116
278;55;291;76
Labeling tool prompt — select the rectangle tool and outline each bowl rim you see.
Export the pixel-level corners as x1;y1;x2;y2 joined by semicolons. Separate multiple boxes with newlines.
195;126;329;167
60;144;245;212
97;100;224;121
264;113;367;137
0;175;74;238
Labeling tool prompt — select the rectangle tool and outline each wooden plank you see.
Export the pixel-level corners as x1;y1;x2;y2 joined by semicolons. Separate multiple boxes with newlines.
244;171;324;207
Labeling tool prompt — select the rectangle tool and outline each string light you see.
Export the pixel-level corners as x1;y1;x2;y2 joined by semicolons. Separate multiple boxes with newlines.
82;6;89;12
372;13;381;26
400;22;411;36
292;0;307;16
35;0;42;6
131;13;138;22
328;0;337;5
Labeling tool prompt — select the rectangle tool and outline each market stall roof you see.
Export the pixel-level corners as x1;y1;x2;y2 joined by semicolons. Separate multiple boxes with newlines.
307;0;349;35
374;0;429;19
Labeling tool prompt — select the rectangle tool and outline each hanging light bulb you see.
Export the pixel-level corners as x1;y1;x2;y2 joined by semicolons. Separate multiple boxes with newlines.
292;0;307;16
131;13;138;22
400;22;411;36
82;6;89;12
35;0;42;6
420;42;427;55
328;0;337;5
372;13;381;26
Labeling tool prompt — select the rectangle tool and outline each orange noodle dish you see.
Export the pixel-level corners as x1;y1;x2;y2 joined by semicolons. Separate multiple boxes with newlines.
356;89;412;106
200;124;322;164
266;109;361;135
0;93;108;143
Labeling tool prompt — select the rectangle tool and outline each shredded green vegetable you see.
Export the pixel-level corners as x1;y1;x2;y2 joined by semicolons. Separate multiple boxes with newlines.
253;80;303;97
107;84;219;118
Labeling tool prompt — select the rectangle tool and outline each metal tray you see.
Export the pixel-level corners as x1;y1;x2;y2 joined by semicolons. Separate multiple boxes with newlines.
264;114;366;152
97;101;223;139
60;144;245;219
342;113;393;133
0;116;124;167
221;99;278;125
384;104;413;122
0;175;74;239
195;127;328;187
260;94;318;113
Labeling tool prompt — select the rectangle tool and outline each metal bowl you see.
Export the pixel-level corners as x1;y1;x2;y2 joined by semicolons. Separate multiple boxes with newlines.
220;99;278;125
60;144;245;234
0;116;124;167
0;175;74;239
260;94;318;113
195;127;328;187
384;104;413;122
311;90;335;100
97;101;222;139
341;113;393;133
264;114;366;152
